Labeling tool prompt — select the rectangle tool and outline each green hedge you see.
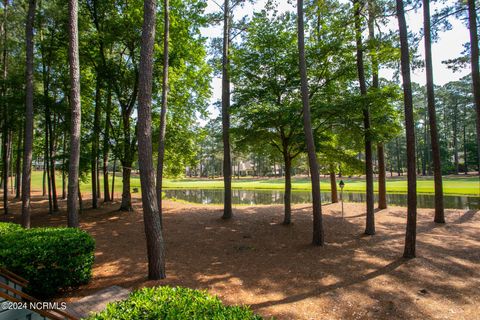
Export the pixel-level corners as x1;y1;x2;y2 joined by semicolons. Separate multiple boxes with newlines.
88;286;263;320
0;222;22;235
0;225;95;298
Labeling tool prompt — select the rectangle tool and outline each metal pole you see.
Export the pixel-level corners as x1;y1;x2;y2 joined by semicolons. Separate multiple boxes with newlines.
341;188;344;219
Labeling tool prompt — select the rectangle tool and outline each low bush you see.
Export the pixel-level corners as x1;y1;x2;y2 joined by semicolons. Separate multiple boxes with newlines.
0;222;22;235
0;226;95;298
88;286;263;320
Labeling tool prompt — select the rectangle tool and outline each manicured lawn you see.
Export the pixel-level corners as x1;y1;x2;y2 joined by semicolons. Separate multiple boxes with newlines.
163;176;479;196
30;171;479;196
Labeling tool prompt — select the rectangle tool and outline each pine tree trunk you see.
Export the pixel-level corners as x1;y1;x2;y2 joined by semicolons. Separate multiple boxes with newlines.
15;126;22;199
464;122;468;174
368;1;387;210
467;0;480;174
103;85;111;202
283;153;292;225
91;72;101;208
453;104;459;175
330;167;338;203
62;131;67;199
377;144;387;209
48;109;58;212
1;0;9;215
137;0;166;279
111;156;116;201
44;110;53;214
354;0;375;235
67;0;81;228
120;164;133;211
221;0;233;220
297;0;324;246
397;0;417;258
156;0;169;227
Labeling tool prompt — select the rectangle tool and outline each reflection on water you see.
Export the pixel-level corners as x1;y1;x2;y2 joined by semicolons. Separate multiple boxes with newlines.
164;189;480;210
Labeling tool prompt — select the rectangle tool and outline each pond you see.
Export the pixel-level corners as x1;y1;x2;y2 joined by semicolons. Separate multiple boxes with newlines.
164;189;480;210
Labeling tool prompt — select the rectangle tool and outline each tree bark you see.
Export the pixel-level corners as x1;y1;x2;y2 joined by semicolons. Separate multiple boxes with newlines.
111;155;116;201
367;0;387;210
22;0;36;228
62;130;67;199
354;0;375;234
103;85;111;202
464;117;468;174
453;103;459;175
67;0;81;228
120;163;133;211
221;0;233;220
2;0;8;215
137;0;166;280
397;0;417;258
91;71;101;209
15;126;22;199
467;0;480;174
283;153;292;225
47;104;58;212
92;83;100;207
329;167;338;203
156;0;169;227
297;0;324;246
377;144;387;209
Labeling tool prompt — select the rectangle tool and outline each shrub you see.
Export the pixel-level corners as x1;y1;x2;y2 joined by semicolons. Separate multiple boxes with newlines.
88;286;263;320
0;222;22;235
0;227;95;298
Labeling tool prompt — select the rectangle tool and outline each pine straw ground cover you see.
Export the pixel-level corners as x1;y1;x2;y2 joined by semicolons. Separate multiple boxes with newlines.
1;193;479;320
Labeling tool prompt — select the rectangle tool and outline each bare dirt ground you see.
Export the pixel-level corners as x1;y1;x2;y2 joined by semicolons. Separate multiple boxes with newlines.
1;193;479;320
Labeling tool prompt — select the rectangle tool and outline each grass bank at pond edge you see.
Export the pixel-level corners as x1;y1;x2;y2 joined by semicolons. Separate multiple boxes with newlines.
29;171;479;196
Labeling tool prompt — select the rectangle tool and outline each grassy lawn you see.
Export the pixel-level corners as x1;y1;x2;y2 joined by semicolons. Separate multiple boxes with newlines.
30;171;479;196
163;176;479;196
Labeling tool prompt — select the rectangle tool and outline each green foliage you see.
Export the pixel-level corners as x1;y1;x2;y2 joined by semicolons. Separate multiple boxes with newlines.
0;222;22;236
88;286;263;320
0;227;95;298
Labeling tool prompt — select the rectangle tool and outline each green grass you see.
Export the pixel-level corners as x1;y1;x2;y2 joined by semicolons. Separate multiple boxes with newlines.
30;171;479;196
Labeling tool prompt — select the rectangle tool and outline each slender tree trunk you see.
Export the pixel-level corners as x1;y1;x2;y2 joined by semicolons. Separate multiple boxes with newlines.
283;153;292;225
329;167;338;203
15;126;22;199
96;158;101;198
422;118;427;176
396;137;401;175
453;104;459;175
103;85;111;202
78;181;83;212
156;0;169;227
368;0;387;210
1;0;8;215
120;163;133;211
221;0;233;220
111;155;116;201
377;144;387;209
467;0;480;174
67;0;81;228
22;0;36;228
45;128;52;213
137;0;166;279
42;162;46;196
62;130;67;199
48;110;58;212
354;0;375;235
297;0;324;246
397;0;417;258
464;121;468;174
91;72;101;208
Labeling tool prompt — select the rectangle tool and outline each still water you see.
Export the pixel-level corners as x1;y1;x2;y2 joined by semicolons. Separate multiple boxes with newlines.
164;189;480;210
